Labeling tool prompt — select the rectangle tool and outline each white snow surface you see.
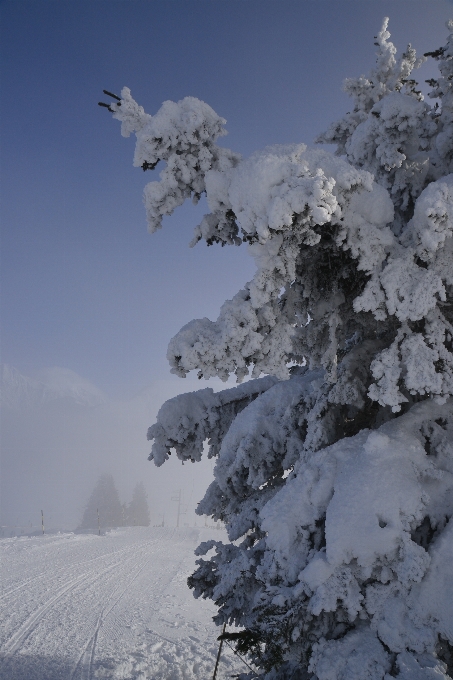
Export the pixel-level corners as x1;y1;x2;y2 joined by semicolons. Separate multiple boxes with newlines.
0;527;245;680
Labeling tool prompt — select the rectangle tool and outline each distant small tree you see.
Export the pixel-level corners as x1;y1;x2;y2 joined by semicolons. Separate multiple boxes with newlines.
121;502;127;526
78;474;123;531
126;482;151;526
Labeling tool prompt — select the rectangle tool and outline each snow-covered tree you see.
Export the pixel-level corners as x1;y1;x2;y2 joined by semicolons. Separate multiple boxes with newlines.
104;18;453;679
126;482;151;526
78;473;123;531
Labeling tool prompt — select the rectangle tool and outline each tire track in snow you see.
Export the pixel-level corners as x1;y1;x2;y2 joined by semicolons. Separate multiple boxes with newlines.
71;536;165;680
86;529;241;680
1;528;231;680
75;530;180;680
0;535;157;603
1;536;164;658
1;560;122;658
69;529;185;680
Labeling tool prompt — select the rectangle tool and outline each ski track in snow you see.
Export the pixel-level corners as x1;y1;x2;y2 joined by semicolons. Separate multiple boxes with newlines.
0;528;244;680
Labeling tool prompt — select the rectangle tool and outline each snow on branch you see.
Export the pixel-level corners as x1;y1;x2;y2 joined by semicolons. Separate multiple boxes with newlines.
147;375;278;466
109;87;240;235
197;370;324;540
167;146;395;383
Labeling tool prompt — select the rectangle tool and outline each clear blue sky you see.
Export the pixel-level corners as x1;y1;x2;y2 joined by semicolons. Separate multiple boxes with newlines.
2;0;452;397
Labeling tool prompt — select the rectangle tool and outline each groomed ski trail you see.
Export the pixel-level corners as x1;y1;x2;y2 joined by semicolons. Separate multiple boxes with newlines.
0;527;244;680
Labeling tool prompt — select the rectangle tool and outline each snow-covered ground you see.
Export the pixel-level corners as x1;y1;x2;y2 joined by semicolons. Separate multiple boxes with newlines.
0;527;246;679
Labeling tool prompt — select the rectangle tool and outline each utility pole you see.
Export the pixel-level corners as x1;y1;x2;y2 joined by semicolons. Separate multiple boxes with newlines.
171;489;185;528
97;508;100;536
41;510;44;535
176;490;181;528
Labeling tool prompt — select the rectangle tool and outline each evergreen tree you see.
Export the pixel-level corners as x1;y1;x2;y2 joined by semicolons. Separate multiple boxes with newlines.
78;474;123;531
127;482;151;526
121;502;127;526
103;18;453;680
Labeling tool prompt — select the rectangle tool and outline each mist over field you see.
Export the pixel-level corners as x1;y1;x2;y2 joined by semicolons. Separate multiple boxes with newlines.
0;364;217;532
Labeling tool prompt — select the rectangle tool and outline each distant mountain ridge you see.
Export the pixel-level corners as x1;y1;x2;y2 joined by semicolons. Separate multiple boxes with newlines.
0;364;107;410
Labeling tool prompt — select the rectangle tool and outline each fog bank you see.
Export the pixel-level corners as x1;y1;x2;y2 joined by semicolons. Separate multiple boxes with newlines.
1;365;218;533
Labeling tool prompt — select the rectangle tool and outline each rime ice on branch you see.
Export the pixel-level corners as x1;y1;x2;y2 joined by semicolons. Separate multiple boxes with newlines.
106;18;453;680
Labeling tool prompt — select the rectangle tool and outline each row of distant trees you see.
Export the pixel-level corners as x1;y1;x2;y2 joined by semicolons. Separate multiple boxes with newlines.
77;474;150;531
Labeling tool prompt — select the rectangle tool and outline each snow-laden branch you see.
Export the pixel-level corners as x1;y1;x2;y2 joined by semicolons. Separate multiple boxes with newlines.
109;87;240;235
148;375;278;465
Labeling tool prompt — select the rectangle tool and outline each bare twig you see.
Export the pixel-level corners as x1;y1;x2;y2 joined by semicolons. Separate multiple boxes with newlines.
98;89;122;112
103;89;121;101
98;102;114;111
213;623;227;680
223;639;258;674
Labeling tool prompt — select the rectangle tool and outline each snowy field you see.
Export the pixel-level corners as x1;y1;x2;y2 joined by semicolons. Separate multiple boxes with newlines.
0;527;245;680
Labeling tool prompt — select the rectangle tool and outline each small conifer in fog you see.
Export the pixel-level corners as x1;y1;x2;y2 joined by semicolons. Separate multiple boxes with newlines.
126;482;150;527
78;474;123;531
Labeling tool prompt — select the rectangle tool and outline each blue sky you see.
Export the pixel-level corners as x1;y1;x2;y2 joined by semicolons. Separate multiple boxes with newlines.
2;0;452;398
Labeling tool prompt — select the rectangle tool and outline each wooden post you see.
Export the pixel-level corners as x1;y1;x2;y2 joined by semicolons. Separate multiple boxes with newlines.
212;623;226;680
176;489;181;528
171;490;182;527
41;510;44;535
97;508;100;536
